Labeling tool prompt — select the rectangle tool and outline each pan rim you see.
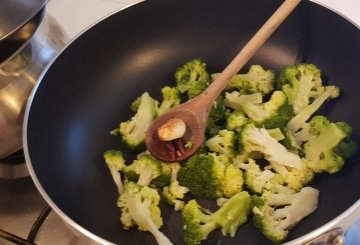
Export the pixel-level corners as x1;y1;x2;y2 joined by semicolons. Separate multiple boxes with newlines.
22;0;360;244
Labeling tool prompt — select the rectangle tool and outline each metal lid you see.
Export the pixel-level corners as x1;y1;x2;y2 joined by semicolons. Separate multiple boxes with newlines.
0;0;47;41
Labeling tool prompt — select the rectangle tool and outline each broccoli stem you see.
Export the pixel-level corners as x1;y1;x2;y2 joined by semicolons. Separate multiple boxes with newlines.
109;167;123;194
287;86;337;133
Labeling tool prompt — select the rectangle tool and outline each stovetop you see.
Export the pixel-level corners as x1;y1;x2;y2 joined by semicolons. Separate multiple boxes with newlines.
1;0;360;244
0;178;86;245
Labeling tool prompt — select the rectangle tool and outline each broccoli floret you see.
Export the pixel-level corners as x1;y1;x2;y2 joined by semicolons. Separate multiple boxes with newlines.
224;90;293;129
214;65;275;96
151;162;172;188
118;181;172;245
266;128;285;141
238;159;297;195
188;79;209;99
178;153;242;199
277;63;336;114
335;137;358;159
104;150;126;194
221;164;244;198
178;153;227;199
122;154;162;187
182;191;251;245
118;92;158;149
286;85;340;133
291;115;331;147
280;128;302;154
237;123;314;190
238;159;275;194
157;86;181;116
286;115;357;174
131;96;142;112
162;162;189;211
238;123;303;170
175;59;210;98
269;161;314;191
226;110;248;132
252;186;319;244
205;129;237;158
206;96;227;135
224;92;264;120
303;119;357;173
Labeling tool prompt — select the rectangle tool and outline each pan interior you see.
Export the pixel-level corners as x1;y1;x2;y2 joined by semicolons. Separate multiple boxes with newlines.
25;0;360;244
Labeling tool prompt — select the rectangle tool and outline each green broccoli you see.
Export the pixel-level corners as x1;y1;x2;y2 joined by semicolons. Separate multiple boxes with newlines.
213;65;275;96
178;153;227;199
226;110;248;132
178;153;242;199
335;136;358;159
105;60;358;245
266;128;285;141
130;96;142;112
157;86;181;116
162;162;189;211
286;85;340;133
238;158;275;194
205;129;237;158
151;162;172;188
238;159;298;195
302;117;357;173
118;181;172;245
252;186;319;244
122;154;162;187
280;132;297;154
188;79;209;99
175;59;210;98
238;123;303;170
206;96;227;135
221;164;244;198
117;92;158;149
269;161;314;191
104;150;126;194
182;191;251;245
224;90;293;129
291;115;332;147
277;63;337;114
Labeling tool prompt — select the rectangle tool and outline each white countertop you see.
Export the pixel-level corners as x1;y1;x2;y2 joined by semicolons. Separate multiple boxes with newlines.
47;0;360;41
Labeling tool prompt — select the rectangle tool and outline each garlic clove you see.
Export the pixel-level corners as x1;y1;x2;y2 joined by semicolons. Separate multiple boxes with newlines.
157;118;186;141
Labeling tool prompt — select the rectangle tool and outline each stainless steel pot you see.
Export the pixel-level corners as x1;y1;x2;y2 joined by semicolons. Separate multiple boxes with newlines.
0;5;67;158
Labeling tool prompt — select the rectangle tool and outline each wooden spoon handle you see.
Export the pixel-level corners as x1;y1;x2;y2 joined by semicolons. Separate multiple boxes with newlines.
198;0;302;105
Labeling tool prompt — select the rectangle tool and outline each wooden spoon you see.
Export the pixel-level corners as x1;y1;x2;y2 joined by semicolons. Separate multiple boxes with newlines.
145;0;301;162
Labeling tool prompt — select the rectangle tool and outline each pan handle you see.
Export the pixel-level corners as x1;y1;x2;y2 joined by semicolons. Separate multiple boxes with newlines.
303;228;344;245
283;199;360;245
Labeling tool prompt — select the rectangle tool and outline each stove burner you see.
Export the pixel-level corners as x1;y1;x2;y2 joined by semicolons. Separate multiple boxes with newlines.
0;150;28;179
0;204;51;245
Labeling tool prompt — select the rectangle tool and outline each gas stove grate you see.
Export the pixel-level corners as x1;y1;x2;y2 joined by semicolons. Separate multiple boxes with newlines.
0;205;51;245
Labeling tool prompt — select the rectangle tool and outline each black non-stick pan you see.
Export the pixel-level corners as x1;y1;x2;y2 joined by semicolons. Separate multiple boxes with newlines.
24;0;360;244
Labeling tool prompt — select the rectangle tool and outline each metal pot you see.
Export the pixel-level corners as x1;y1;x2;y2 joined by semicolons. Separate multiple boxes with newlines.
0;2;67;159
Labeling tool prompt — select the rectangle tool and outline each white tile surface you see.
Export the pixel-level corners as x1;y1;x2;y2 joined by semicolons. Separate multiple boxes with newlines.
46;0;137;39
47;0;360;41
315;0;360;25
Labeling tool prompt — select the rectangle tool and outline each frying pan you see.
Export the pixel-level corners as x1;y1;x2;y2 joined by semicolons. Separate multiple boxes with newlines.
24;0;360;244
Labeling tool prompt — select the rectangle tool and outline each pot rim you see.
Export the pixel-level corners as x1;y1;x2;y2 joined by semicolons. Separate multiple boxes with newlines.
0;0;47;41
0;7;45;68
